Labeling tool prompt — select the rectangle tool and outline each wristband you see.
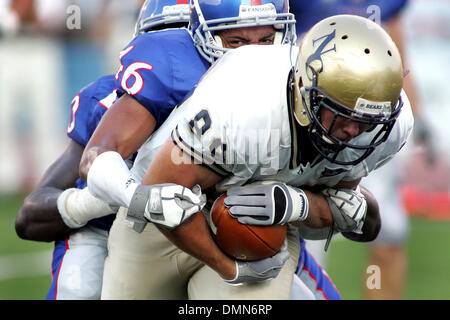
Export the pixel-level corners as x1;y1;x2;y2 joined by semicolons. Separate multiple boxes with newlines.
57;187;116;229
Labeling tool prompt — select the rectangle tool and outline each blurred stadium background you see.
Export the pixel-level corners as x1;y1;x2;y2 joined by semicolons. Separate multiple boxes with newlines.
0;0;449;300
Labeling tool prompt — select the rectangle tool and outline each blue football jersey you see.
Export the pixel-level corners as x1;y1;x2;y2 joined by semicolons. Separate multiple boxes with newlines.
291;0;409;35
66;74;118;231
67;74;118;147
114;28;209;130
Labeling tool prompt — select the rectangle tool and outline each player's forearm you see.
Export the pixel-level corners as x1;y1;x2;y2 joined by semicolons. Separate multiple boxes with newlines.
79;94;156;182
293;190;332;228
157;212;237;280
15;187;71;242
17;184;117;241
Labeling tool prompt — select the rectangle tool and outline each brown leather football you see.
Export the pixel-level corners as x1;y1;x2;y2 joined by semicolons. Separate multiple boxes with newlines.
209;194;287;261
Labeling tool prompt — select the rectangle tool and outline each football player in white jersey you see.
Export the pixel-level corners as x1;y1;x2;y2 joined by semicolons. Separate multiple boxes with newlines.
87;15;414;299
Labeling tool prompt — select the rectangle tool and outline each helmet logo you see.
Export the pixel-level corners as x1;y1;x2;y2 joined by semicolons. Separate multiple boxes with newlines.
355;98;391;116
305;30;336;80
239;4;277;19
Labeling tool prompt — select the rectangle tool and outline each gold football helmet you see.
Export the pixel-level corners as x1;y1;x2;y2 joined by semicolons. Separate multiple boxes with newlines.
293;15;404;165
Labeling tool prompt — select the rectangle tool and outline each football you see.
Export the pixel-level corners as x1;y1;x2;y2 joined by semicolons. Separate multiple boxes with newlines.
209;193;287;261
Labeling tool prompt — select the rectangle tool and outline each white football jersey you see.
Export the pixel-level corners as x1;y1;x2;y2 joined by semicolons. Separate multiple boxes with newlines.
131;44;414;193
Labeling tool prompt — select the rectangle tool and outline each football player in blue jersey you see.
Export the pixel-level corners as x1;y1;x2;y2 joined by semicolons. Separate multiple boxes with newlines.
15;0;198;300
290;0;433;300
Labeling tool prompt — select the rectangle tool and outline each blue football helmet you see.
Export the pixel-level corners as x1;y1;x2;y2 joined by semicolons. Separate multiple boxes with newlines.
135;0;190;36
190;0;296;62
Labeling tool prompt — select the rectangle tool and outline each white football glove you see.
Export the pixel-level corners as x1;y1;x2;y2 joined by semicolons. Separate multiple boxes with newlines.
127;183;206;229
224;182;309;226
322;186;367;234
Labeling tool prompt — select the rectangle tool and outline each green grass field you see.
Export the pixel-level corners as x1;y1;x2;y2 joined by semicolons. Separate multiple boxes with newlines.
0;195;53;299
1;194;449;300
326;218;450;299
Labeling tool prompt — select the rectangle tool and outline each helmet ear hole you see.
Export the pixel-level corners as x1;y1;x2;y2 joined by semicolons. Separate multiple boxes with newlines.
364;48;370;54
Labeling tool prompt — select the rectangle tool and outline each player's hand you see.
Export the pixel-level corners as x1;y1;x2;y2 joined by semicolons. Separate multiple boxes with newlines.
224;182;309;225
127;183;206;229
322;186;367;234
224;240;290;285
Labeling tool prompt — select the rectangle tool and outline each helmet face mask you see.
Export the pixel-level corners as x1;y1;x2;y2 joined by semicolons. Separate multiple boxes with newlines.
190;0;297;63
135;0;190;36
293;14;405;166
